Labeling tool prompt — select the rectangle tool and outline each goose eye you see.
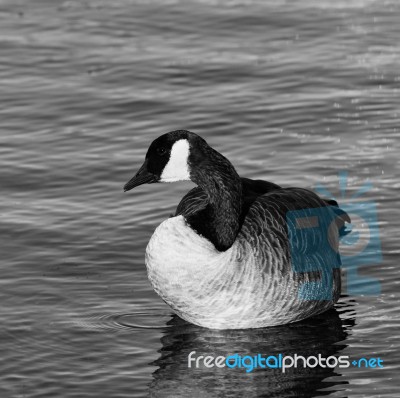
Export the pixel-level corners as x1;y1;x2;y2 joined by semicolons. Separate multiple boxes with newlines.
156;147;167;156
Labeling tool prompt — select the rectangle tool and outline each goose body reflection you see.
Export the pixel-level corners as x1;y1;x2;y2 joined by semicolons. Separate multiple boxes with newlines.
149;305;355;397
124;130;350;329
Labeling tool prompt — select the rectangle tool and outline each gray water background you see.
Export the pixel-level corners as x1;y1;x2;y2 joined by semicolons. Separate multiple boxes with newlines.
1;0;399;397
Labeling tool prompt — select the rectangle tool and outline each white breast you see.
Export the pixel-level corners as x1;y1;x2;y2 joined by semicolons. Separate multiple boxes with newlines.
145;215;318;329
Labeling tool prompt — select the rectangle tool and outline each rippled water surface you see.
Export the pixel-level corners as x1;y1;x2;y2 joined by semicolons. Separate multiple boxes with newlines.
1;0;399;397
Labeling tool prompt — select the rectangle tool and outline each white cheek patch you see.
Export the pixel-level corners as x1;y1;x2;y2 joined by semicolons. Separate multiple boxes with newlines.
160;139;191;182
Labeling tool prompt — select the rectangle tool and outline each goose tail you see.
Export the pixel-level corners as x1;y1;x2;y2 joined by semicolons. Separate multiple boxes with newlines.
325;199;352;238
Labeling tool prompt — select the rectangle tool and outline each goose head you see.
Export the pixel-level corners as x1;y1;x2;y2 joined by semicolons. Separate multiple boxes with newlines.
124;130;244;251
124;130;212;191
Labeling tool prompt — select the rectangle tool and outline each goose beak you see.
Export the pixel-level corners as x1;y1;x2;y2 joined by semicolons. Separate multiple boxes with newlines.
123;160;158;191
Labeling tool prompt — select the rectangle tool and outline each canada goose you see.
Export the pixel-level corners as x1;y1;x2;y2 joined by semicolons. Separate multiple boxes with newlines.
124;130;350;329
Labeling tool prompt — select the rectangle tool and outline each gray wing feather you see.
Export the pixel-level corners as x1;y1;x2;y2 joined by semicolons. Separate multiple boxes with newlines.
175;187;208;218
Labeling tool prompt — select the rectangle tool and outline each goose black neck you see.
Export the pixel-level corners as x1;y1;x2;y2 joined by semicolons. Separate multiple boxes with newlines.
187;145;243;251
